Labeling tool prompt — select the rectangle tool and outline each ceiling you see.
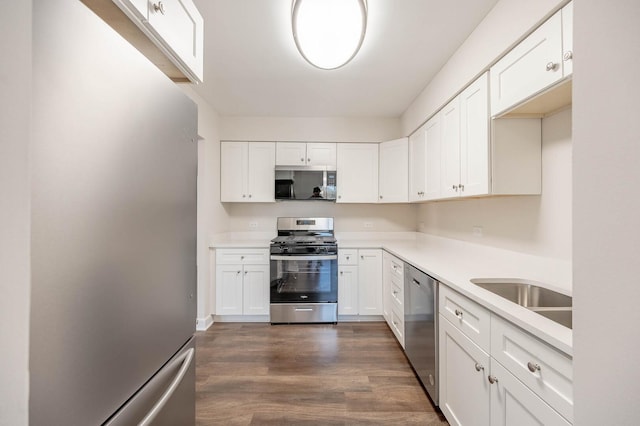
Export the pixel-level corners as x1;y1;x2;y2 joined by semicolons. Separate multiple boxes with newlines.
192;0;499;118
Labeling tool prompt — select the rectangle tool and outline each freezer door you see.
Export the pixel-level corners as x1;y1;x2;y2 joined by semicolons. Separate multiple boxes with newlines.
105;338;195;426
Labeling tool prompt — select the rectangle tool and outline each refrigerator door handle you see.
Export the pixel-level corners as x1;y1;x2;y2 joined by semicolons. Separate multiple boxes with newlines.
138;347;195;426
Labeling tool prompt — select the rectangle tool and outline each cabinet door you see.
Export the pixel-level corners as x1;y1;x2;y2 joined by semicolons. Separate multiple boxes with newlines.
216;265;244;315
220;142;247;202
247;142;275;202
439;317;491;426
423;113;443;200
459;73;489;197
307;143;337;168
490;360;570;426
561;2;573;76
408;125;426;202
336;143;379;203
276;142;306;166
338;265;359;315
490;12;563;116
115;0;149;19
378;138;408;203
441;97;461;199
358;250;383;315
146;0;204;82
242;264;270;315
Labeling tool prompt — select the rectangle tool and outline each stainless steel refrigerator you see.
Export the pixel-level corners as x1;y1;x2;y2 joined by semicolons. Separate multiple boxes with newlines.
30;0;197;424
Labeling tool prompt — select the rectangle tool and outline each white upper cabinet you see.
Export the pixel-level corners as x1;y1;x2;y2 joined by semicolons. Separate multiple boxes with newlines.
87;0;204;82
378;138;409;203
561;2;573;76
423;114;443;200
490;3;573;117
336;143;379;203
145;0;204;82
408;124;427;202
276;142;336;168
441;72;490;199
220;142;275;202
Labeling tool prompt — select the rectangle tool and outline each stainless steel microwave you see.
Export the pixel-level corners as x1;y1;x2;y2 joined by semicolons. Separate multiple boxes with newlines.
274;167;337;201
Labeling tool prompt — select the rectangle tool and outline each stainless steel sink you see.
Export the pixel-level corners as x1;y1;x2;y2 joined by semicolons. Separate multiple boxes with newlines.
470;278;572;329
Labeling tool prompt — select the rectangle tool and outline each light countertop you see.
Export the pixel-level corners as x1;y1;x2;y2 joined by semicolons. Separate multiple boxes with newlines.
210;232;573;355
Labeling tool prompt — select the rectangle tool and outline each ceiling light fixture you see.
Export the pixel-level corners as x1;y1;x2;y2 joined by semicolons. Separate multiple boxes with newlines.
291;0;368;70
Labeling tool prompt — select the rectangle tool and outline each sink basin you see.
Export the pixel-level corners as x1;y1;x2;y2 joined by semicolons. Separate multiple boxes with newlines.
470;278;572;329
470;278;572;308
531;308;573;329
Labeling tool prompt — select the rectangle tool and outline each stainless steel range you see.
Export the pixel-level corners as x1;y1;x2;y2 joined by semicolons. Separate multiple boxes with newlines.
270;217;338;324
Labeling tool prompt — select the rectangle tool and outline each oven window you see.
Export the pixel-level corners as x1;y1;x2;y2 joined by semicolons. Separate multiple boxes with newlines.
270;257;338;303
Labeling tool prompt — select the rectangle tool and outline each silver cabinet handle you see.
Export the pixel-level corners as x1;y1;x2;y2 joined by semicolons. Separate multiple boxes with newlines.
452;185;458;191
153;1;165;15
475;363;484;372
454;309;463;318
139;347;194;426
412;278;420;286
295;307;314;312
527;362;541;373
488;375;498;384
563;51;573;61
459;184;464;191
546;62;558;71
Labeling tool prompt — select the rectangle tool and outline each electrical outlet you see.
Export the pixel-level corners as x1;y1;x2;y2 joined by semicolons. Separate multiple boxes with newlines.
249;221;258;229
473;226;483;237
363;221;374;229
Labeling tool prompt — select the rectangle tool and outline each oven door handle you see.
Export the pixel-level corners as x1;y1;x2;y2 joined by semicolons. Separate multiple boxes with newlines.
270;255;338;261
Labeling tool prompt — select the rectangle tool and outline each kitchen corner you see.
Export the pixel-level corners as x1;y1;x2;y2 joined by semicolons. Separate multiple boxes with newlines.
209;230;572;355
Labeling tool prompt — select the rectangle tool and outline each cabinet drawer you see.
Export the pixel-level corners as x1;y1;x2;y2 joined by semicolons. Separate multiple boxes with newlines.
491;315;573;422
389;256;404;280
390;275;404;312
439;285;491;352
338;249;358;265
216;249;269;265
389;306;405;348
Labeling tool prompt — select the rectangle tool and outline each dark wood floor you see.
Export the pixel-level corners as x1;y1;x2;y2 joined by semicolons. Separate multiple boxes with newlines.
195;322;448;425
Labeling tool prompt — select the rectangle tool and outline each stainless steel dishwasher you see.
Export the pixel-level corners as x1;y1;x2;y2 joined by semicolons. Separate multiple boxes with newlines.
404;263;439;405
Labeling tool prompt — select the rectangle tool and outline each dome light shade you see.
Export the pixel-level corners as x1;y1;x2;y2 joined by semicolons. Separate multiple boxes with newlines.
292;0;368;70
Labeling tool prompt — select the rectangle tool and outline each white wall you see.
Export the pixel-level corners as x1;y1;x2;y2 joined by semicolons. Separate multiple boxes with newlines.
401;0;565;136
226;202;417;233
573;1;640;423
0;1;31;424
179;85;227;328
417;108;572;262
220;116;402;142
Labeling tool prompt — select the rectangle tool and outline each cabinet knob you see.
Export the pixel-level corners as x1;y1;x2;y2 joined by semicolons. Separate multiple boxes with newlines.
300;158;304;162
475;363;484;372
338;195;341;199
563;51;573;61
454;309;463;319
488;375;499;384
244;271;248;275
153;1;165;15
379;195;383;199
248;194;252;198
236;270;241;275
459;184;464;191
242;194;246;198
340;271;343;275
527;362;541;373
307;158;311;162
346;256;350;260
452;185;458;191
546;61;558;71
240;256;244;260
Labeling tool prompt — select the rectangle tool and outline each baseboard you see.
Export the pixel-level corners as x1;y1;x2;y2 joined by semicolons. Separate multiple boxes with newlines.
214;315;270;323
196;314;214;331
338;315;385;322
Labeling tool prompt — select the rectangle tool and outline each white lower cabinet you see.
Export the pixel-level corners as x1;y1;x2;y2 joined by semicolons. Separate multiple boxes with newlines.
215;249;270;318
382;251;405;346
439;285;573;425
338;249;382;318
440;317;491;426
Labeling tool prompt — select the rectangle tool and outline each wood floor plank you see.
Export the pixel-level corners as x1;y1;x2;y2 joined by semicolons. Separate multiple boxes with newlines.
195;322;448;425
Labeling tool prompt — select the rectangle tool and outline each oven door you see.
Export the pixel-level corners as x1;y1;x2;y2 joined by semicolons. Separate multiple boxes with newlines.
270;254;338;303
